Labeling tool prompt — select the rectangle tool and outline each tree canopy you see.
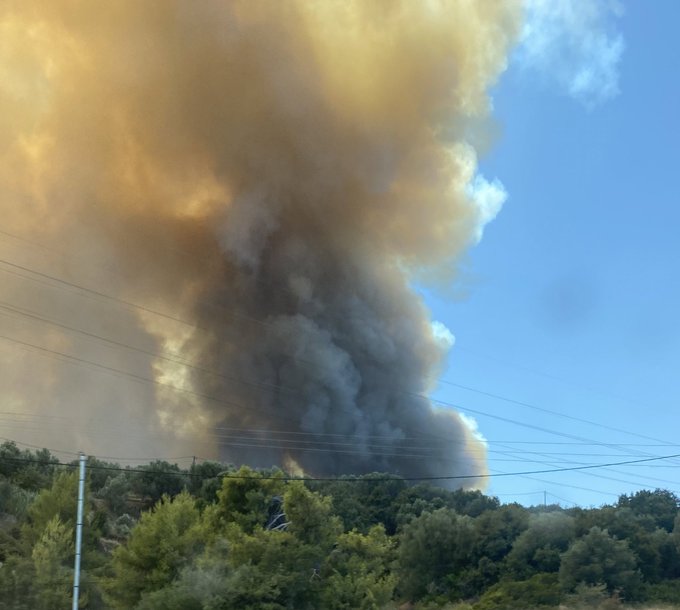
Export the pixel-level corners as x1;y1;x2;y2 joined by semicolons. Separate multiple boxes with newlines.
2;441;680;609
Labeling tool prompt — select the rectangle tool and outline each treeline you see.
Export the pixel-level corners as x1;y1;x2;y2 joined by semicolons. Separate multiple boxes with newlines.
2;441;680;609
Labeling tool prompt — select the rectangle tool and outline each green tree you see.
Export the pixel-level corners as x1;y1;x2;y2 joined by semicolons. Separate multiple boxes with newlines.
85;458;127;494
21;466;104;569
311;474;407;534
133;542;231;610
0;441;24;479
471;503;529;564
130;461;187;508
449;488;501;517
320;525;396;610
456;503;529;596
0;554;37;610
394;484;500;531
559;526;642;599
187;460;225;506
132;475;347;610
31;516;74;609
105;491;204;609
22;470;79;547
214;483;342;609
223;527;323;609
0;480;34;521
0;443;57;491
397;508;476;601
284;481;342;547
618;489;679;532
135;527;325;610
604;507;678;582
206;466;286;535
97;473;132;515
505;511;575;578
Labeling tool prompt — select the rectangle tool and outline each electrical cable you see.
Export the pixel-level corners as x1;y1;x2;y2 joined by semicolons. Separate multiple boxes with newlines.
2;450;680;483
2;246;677;457
1;245;678;495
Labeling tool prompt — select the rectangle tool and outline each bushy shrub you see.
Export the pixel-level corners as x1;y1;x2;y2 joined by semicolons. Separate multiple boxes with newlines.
644;578;680;605
473;573;562;610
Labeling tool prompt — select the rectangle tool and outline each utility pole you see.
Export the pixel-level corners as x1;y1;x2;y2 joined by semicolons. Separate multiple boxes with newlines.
72;452;86;610
544;490;547;507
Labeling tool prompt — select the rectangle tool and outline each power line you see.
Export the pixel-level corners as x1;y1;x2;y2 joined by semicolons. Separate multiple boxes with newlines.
490;442;680;493
3;409;674;468
0;327;669;466
439;379;675;446
1;438;668;504
546;491;578;507
5;410;680;451
2;450;680;483
431;396;674;462
490;470;621;499
2;407;677;491
2;247;678;489
451;345;654;413
1;247;675;456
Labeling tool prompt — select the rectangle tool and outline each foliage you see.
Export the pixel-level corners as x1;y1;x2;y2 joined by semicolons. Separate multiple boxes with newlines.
187;460;225;506
320;525;397;609
22;470;80;546
0;553;37;610
0;442;58;491
471;503;529;565
0;480;34;520
394;484;500;531
96;473;132;515
559;526;643;600
618;490;679;532
312;473;407;534
643;578;680;604
105;491;204;609
473;573;562;610
563;582;618;609
283;480;342;546
397;507;476;601
505;511;576;578
31;516;74;609
129;461;187;508
449;502;531;597
6;444;680;609
205;466;286;534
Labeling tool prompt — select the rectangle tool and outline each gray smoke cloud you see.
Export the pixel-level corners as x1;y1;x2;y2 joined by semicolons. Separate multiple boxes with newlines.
0;1;521;486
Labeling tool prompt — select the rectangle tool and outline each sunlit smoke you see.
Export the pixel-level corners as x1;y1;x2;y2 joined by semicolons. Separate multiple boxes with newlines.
0;1;520;486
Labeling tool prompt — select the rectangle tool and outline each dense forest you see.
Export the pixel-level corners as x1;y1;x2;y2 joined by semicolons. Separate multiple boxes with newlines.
2;441;680;609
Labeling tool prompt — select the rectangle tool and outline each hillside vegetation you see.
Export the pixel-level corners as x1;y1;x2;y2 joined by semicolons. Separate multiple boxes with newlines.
2;441;680;609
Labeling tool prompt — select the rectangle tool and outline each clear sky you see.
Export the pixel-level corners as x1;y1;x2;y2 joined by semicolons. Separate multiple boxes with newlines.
429;0;680;507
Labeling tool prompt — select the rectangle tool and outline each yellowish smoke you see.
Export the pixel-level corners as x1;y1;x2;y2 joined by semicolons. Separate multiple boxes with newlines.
0;1;520;485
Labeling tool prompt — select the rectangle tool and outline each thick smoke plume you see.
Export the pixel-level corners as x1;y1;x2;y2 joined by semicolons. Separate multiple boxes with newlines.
0;1;520;486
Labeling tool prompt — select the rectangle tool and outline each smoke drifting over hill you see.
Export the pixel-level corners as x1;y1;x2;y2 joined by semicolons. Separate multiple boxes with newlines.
0;1;520;486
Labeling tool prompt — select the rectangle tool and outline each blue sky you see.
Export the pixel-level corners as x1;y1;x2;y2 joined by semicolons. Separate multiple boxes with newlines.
429;0;680;507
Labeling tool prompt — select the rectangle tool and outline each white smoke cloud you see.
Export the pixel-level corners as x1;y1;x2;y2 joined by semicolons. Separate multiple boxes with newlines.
451;142;508;245
468;173;508;243
518;0;624;108
459;412;487;445
431;320;456;351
